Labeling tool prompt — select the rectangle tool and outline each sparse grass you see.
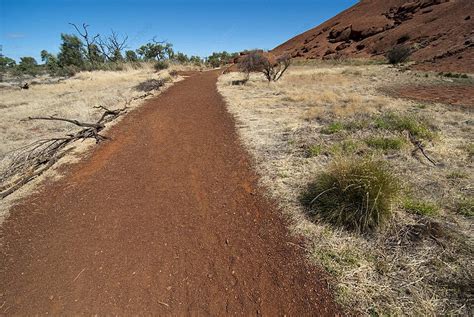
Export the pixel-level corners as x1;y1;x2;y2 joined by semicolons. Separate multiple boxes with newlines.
365;136;406;151
329;140;360;155
321;122;344;134
403;199;439;216
302;158;400;233
218;64;473;315
373;112;436;140
306;144;323;157
446;170;468;180
455;197;473;217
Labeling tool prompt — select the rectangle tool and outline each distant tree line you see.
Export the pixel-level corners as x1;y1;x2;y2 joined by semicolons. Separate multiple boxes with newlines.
0;23;239;79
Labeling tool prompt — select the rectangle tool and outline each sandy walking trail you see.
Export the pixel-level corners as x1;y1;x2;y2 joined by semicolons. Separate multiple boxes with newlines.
0;71;339;315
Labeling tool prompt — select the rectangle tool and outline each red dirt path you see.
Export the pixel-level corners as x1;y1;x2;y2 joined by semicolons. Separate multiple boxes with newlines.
0;71;339;315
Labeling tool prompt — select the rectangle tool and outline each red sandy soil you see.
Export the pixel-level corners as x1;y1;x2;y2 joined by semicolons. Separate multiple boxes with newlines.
272;0;474;73
0;71;340;315
393;84;474;106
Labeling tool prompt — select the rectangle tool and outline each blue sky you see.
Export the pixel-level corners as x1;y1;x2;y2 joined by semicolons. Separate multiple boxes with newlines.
0;0;357;62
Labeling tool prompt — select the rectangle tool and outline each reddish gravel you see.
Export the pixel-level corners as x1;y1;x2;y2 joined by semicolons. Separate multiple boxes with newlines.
0;71;340;315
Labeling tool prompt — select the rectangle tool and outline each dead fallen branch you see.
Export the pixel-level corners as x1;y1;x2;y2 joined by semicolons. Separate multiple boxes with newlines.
408;131;437;166
0;93;151;199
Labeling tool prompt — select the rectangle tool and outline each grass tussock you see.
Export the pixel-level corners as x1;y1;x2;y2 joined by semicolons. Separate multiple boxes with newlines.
302;158;400;233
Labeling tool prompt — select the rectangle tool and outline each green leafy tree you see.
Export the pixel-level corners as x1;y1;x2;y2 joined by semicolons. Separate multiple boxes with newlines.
189;55;202;65
40;50;60;75
58;34;85;68
88;44;105;64
18;56;38;75
125;50;139;62
136;41;173;61
206;51;238;68
175;52;189;64
0;55;16;69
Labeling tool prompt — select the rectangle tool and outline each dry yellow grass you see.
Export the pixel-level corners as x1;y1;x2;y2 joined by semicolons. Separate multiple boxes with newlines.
218;64;473;315
0;63;189;221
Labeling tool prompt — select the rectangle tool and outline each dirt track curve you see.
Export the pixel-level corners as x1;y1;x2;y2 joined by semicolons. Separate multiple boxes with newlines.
0;71;339;315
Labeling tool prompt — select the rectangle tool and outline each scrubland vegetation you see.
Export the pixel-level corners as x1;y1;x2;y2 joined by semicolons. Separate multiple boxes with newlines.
218;62;473;315
0;22;238;83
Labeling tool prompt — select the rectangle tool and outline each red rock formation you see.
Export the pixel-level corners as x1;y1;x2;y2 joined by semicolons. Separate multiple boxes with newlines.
272;0;474;72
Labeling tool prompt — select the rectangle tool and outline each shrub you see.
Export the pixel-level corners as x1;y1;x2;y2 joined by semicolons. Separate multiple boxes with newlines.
238;50;291;82
135;79;165;92
365;137;406;151
403;199;439;216
438;72;469;79
374;113;435;140
386;45;411;65
154;60;169;71
301;158;401;233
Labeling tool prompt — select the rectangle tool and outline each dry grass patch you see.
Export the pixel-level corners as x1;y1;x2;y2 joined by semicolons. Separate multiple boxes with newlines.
0;63;189;220
218;63;473;315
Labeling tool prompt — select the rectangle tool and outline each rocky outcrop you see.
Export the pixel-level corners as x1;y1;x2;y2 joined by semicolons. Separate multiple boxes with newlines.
272;0;474;73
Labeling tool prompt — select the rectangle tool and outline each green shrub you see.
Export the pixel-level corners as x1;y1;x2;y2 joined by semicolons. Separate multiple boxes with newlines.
403;200;439;216
154;60;169;71
374;113;435;140
301;158;400;233
386;45;411;65
321;122;344;134
365;137;406;151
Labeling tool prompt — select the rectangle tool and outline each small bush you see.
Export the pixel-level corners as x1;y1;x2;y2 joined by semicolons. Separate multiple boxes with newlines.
374;113;436;140
386;45;411;65
365;137;406;151
403;200;439;216
438;72;469;79
301;158;400;233
238;50;291;82
321;122;344;134
135;79;165;92
154;61;169;71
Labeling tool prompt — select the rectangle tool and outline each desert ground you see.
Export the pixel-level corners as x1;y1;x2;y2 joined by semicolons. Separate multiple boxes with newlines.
1;0;473;314
218;61;473;315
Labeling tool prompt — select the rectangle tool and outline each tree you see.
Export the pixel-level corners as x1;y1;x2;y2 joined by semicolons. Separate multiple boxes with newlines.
18;56;38;76
136;42;166;61
58;34;85;68
125;50;139;62
41;50;60;75
98;30;128;62
175;52;189;64
189;55;202;65
206;51;238;68
238;50;291;82
69;23;100;65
